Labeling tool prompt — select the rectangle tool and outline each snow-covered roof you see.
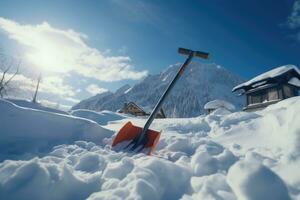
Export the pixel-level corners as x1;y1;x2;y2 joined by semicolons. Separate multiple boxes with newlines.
123;102;158;114
288;77;300;88
141;105;153;114
124;102;145;112
204;99;235;111
233;65;300;92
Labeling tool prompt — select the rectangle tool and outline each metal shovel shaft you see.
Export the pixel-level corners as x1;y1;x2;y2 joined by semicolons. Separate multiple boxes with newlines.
135;53;195;145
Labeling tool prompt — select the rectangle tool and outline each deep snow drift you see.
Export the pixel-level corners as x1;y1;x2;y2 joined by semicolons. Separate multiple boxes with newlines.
0;97;300;199
0;99;112;161
7;98;69;115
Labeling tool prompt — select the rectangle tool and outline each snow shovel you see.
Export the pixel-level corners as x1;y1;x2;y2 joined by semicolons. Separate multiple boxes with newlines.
112;47;209;154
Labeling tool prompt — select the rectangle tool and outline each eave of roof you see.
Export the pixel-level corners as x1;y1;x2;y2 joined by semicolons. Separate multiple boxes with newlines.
232;65;300;92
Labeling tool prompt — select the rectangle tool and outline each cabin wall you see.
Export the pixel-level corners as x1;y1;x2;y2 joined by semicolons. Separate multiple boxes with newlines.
120;103;146;116
120;102;166;118
238;69;300;112
246;86;283;106
244;84;299;111
282;84;298;98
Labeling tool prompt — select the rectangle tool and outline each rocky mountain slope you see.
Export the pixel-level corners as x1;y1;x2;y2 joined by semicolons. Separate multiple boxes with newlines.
72;62;245;117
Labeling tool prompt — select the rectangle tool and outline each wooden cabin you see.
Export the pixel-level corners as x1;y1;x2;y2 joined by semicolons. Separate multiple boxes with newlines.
119;102;166;118
232;65;300;112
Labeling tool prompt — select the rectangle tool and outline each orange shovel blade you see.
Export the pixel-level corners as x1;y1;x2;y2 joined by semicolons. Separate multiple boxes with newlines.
112;121;161;155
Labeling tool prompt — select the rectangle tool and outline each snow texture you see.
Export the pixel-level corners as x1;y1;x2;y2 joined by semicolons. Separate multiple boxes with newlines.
233;65;300;91
1;97;300;199
7;98;68;115
71;109;126;125
227;160;291;200
204;99;235;111
72;62;245;117
0;99;113;161
289;77;300;88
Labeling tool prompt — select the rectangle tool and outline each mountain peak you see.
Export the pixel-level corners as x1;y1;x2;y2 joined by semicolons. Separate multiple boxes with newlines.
72;62;245;117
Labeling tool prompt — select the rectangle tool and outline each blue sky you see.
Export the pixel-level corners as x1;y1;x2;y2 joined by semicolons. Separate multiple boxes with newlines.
0;0;299;108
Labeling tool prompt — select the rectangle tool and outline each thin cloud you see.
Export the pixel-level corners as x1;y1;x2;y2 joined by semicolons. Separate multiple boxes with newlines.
287;0;300;29
8;74;77;103
41;76;76;97
39;99;72;111
0;17;148;81
86;84;108;95
111;0;161;25
285;0;300;43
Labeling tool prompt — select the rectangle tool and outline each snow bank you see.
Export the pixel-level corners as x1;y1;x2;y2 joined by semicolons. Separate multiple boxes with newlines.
0;99;113;160
6;98;68;115
71;109;125;125
211;97;300;157
1;97;300;199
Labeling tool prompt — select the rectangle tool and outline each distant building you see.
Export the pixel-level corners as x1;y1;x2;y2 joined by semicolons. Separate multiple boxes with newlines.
204;99;235;114
232;65;300;112
119;102;166;118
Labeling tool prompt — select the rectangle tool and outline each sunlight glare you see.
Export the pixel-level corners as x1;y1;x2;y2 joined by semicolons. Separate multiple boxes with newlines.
25;36;74;73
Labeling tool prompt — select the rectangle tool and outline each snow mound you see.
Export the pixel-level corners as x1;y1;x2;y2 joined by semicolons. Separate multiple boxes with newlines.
182;173;235;200
204;99;235;111
90;157;192;200
0;99;113;161
191;141;237;176
227;160;291;200
0;155;102;200
71;109;125;125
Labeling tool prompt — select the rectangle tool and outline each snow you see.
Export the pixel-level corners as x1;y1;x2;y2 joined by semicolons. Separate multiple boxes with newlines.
233;65;300;91
71;109;126;125
1;97;300;199
204;99;236;111
227;160;291;200
124;87;132;94
73;62;245;117
289;77;300;88
0;99;113;161
6;98;68;115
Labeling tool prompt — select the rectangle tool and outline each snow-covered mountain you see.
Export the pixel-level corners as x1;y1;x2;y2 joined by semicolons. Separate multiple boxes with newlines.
72;62;245;117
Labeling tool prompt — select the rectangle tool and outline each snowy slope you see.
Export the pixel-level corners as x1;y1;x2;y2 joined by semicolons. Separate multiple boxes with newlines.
0;99;113;161
6;98;69;115
71;109;126;125
0;97;300;199
72;62;245;117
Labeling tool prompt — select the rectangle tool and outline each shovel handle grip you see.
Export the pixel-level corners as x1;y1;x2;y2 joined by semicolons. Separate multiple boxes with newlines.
178;47;209;59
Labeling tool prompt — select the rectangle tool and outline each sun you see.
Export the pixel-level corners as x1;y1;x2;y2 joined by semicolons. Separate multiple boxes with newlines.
25;37;74;73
